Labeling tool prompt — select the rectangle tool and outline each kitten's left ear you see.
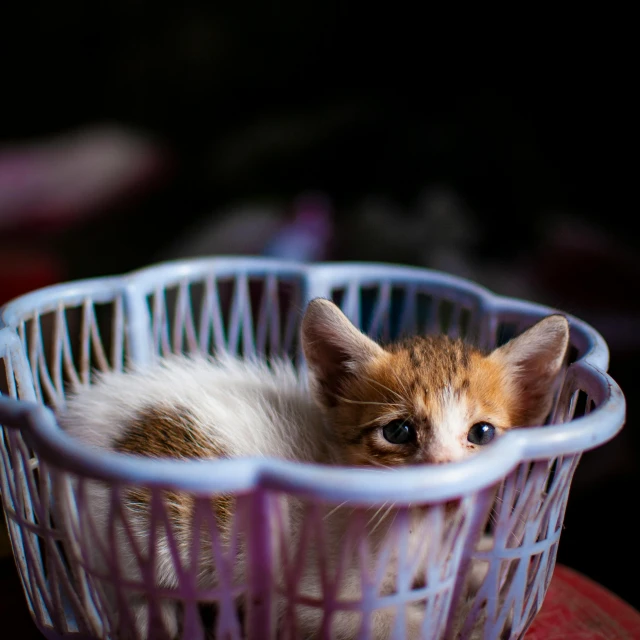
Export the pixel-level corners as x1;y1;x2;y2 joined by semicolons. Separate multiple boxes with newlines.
490;314;570;425
301;298;386;408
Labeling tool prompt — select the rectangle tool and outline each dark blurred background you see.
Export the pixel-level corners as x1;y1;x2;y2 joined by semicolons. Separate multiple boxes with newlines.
1;2;637;623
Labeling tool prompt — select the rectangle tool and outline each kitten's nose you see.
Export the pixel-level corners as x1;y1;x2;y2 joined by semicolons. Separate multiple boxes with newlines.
422;449;464;465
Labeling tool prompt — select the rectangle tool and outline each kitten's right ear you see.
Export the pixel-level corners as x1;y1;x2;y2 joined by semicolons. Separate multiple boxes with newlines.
301;298;386;408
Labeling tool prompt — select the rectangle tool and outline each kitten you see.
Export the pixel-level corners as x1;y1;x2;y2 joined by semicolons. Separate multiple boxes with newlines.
57;298;569;639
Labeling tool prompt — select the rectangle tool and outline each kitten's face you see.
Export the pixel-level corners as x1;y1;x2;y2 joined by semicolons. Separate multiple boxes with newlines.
301;299;569;467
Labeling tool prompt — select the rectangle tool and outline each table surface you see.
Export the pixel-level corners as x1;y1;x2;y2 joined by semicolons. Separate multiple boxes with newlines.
0;557;638;639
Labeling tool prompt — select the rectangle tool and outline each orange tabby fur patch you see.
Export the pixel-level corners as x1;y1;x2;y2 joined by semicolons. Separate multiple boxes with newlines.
115;405;233;530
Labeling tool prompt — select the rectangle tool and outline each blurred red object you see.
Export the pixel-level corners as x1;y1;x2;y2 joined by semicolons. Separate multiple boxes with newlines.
526;565;640;639
0;250;64;307
0;125;170;306
0;125;170;233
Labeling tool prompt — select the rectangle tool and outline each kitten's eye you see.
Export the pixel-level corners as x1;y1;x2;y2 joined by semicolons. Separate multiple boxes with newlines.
467;422;496;445
382;420;416;445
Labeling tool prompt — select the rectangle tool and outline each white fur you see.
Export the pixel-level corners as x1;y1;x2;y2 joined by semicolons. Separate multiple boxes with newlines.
61;352;328;463
426;386;471;463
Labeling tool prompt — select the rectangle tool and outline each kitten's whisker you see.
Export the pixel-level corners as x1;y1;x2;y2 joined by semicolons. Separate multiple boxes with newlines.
383;502;396;522
354;416;390;430
360;375;405;402
370;502;396;535
384;505;399;537
367;460;394;470
367;502;388;527
324;501;350;520
335;395;403;408
390;368;413;399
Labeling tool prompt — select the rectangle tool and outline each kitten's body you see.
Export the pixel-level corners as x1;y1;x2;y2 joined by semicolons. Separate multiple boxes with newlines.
62;353;328;465
57;299;569;640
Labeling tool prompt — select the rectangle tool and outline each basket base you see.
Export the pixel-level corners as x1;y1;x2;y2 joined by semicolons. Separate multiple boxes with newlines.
4;563;639;639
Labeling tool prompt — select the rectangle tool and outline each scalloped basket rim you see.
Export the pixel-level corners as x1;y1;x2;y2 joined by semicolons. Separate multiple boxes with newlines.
0;257;627;505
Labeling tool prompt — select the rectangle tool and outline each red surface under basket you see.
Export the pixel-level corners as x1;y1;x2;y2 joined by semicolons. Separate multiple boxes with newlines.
526;565;640;639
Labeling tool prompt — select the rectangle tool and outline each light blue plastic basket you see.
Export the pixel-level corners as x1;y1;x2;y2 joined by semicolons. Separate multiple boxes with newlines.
0;258;626;640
